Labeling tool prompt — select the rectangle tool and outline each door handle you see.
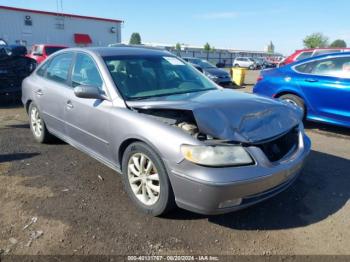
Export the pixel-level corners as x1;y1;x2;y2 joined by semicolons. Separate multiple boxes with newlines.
66;100;74;109
35;89;44;96
305;78;319;83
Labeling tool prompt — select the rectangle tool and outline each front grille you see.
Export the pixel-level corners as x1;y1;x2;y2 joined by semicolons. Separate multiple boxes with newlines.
257;127;299;162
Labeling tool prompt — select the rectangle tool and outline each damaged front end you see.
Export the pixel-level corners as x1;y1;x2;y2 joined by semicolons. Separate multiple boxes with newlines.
127;89;304;164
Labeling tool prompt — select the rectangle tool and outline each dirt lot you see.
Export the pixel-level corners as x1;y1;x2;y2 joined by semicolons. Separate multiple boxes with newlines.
0;71;350;256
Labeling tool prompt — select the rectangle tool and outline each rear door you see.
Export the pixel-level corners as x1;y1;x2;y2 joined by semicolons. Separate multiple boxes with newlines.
64;52;114;163
35;52;74;136
294;56;350;124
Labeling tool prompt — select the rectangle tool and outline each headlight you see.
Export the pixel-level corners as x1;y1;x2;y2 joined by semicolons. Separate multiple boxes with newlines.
204;72;218;80
181;145;253;166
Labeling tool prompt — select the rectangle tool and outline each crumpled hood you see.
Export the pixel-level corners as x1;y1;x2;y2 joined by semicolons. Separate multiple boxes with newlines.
126;89;303;143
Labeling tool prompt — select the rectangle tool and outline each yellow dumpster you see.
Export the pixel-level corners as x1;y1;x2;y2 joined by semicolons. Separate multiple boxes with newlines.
231;67;246;86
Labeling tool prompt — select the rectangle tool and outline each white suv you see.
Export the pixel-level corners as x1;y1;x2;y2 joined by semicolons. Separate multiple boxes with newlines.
233;57;256;69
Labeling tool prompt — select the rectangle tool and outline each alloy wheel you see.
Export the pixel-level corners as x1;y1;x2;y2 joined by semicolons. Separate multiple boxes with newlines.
283;98;303;110
127;153;160;206
30;106;43;138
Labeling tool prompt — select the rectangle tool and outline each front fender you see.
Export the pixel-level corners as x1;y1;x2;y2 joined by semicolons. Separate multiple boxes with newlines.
107;108;202;167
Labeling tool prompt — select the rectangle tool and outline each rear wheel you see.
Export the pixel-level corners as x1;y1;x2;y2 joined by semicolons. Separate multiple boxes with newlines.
279;94;306;118
122;142;175;216
29;102;52;143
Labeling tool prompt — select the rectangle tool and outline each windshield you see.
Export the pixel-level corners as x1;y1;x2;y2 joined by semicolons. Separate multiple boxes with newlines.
45;46;66;55
104;55;218;100
188;58;215;68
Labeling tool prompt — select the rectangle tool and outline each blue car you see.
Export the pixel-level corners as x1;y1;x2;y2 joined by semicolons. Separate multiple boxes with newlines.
253;52;350;128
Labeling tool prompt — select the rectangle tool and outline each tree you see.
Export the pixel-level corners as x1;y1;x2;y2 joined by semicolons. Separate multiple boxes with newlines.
330;39;347;48
303;33;329;48
204;42;212;60
175;43;182;56
129;33;142;45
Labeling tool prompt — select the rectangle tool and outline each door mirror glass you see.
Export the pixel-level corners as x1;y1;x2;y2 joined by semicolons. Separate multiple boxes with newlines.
74;85;107;100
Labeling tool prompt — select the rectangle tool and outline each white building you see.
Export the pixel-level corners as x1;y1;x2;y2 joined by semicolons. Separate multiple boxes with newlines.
0;5;123;48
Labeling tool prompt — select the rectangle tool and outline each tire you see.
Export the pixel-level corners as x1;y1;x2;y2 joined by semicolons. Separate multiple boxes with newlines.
122;142;175;216
234;64;239;67
279;94;306;118
28;102;52;143
249;65;255;70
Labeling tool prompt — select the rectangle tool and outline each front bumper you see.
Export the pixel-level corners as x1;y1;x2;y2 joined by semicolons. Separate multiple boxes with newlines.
166;133;311;215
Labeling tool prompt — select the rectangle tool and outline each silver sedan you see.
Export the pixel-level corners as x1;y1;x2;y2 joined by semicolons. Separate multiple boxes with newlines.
22;47;311;216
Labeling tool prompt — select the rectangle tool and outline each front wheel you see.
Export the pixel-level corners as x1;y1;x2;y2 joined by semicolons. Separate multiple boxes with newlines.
122;142;175;216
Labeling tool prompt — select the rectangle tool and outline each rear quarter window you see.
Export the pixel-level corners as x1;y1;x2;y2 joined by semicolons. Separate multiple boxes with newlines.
294;62;317;74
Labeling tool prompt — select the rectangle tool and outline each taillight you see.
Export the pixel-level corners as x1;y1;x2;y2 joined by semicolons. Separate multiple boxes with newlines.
257;75;263;82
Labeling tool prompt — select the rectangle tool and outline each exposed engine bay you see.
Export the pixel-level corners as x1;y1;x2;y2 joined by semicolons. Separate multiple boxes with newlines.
136;108;214;141
127;88;302;144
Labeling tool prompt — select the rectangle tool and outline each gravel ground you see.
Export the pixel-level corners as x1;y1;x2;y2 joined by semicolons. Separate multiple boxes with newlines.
0;71;349;256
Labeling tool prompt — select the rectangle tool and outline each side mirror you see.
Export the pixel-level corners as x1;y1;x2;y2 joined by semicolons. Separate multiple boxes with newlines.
74;85;108;100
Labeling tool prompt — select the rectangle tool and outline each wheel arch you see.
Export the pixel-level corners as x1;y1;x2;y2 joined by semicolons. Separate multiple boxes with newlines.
274;90;303;99
25;99;33;114
118;137;165;172
274;90;309;117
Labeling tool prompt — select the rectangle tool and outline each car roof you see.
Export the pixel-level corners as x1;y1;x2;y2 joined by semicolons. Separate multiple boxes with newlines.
291;51;350;65
85;46;173;57
295;47;350;52
34;44;68;48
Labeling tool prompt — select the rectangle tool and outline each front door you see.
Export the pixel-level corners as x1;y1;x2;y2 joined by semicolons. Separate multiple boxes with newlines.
64;52;114;163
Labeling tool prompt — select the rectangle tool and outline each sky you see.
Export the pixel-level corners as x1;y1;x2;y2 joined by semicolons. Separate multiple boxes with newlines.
1;0;350;55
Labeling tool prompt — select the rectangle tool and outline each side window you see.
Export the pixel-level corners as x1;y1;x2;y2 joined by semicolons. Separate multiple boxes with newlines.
72;53;103;89
46;53;73;84
312;57;350;78
295;51;313;61
36;60;50;77
295;57;350;78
